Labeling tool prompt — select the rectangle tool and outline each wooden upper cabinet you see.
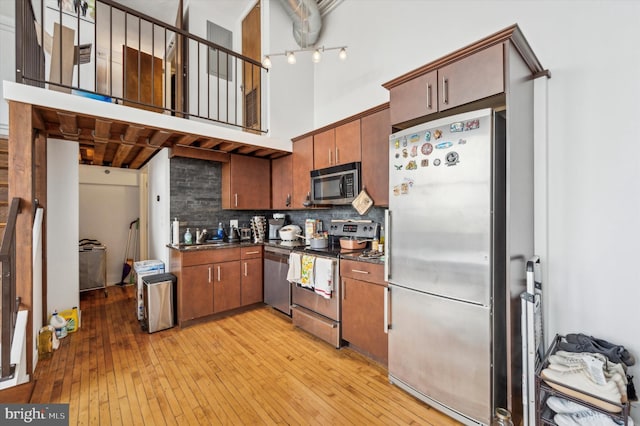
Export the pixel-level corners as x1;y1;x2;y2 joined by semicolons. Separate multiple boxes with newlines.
334;120;361;165
361;107;390;207
222;154;271;209
389;70;437;126
313;120;361;169
271;155;293;210
438;43;504;112
313;128;334;169
292;136;313;209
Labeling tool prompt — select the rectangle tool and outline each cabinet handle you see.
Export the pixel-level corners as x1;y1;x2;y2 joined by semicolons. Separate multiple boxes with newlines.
234;193;238;207
328;149;332;165
351;269;370;275
208;266;212;283
442;77;449;105
244;262;248;277
427;83;432;109
217;266;221;282
245;251;260;255
342;280;346;300
335;148;339;164
384;286;390;334
286;194;291;207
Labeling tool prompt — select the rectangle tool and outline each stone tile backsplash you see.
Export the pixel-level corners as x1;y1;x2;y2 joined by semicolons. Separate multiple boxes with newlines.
170;157;385;239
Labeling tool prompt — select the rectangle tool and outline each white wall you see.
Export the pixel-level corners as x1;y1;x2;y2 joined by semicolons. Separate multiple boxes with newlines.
145;148;170;268
266;0;640;418
263;0;314;140
47;138;79;315
79;165;140;285
0;12;15;135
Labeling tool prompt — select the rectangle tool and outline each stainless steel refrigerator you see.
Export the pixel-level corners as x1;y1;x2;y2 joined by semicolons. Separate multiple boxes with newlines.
385;108;532;425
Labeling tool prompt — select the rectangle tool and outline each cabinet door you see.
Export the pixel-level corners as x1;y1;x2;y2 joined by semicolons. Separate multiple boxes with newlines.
341;277;388;364
313;128;335;169
361;108;390;207
181;264;214;320
241;257;263;306
438;43;504;111
291;136;313;208
271;155;292;210
389;70;437;125
334;120;361;165
213;261;241;313
223;154;271;209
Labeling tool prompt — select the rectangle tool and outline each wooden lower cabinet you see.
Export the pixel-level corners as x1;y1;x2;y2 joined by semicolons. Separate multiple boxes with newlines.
172;246;264;325
213;261;241;313
340;260;388;365
241;246;263;306
181;263;214;320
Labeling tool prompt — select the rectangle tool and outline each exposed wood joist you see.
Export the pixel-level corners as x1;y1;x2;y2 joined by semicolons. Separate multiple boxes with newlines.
111;143;135;168
93;119;113;142
169;144;230;163
57;112;80;140
121;124;145;144
129;146;157;169
28;105;289;169
32;109;45;131
177;134;198;146
148;130;172;147
92;140;108;166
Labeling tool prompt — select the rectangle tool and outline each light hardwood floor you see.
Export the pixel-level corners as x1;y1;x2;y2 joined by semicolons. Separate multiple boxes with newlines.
31;285;461;425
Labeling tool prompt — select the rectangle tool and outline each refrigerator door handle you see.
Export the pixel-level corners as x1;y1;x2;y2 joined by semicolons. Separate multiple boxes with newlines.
384;209;391;281
384;286;390;333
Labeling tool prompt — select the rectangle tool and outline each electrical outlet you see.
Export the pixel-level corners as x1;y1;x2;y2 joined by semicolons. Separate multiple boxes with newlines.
230;219;239;229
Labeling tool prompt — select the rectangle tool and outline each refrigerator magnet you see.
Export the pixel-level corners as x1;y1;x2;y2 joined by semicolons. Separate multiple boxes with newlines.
433;159;441;166
458;139;467;145
409;134;420;143
434;129;443;139
451;122;464;132
421;143;433;155
465;119;480;130
410;146;418;157
421;159;429;167
424;131;431;141
406;160;417;170
446;152;459;166
436;141;453;149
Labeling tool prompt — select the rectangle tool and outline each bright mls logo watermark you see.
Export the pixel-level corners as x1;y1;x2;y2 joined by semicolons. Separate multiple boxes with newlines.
1;404;68;425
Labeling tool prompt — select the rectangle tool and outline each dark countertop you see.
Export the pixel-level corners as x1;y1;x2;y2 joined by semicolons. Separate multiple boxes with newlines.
339;252;385;265
168;240;385;264
167;241;261;252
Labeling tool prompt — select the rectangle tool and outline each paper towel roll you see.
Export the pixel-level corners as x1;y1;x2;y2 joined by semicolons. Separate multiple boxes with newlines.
172;218;180;245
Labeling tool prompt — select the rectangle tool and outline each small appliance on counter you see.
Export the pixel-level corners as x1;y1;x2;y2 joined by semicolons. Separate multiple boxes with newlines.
279;224;302;241
239;224;252;242
304;219;322;245
250;216;267;243
268;213;287;240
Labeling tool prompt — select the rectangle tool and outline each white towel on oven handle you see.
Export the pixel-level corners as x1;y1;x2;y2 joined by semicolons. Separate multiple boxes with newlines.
314;257;334;299
287;252;301;283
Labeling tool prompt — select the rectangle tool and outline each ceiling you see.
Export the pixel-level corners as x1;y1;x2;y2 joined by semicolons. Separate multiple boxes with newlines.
31;104;288;169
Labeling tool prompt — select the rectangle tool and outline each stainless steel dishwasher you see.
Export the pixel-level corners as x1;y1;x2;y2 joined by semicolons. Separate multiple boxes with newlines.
264;246;292;315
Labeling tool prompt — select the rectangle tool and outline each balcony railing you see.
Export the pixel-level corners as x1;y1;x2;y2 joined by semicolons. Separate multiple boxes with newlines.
16;0;268;133
0;198;20;382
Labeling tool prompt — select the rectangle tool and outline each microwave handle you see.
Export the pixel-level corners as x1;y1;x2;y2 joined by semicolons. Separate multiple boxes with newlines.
339;175;345;196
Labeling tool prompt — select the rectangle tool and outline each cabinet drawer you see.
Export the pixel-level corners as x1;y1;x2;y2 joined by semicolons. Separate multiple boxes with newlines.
241;245;263;259
182;247;241;267
340;259;385;285
292;306;340;349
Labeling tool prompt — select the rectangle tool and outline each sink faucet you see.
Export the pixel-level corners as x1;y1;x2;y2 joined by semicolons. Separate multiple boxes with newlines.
197;229;209;244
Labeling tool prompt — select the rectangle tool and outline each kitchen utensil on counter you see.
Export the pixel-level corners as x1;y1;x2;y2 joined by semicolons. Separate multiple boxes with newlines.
339;237;369;250
250;216;267;243
279;224;302;241
305;219;322;245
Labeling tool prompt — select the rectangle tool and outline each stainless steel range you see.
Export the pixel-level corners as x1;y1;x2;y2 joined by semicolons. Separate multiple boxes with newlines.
290;219;380;348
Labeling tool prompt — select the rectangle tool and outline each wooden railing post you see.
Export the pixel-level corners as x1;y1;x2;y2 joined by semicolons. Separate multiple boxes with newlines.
8;101;35;378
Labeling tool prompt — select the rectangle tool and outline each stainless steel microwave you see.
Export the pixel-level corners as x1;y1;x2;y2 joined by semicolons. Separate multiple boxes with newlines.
310;162;361;205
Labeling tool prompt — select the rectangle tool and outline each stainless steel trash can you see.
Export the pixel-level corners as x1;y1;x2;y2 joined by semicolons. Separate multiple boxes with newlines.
142;273;176;333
